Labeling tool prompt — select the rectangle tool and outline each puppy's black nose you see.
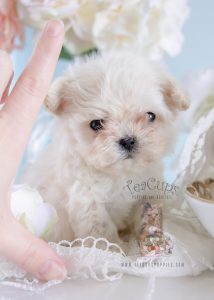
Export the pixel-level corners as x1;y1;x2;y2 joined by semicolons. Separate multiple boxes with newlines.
119;136;136;152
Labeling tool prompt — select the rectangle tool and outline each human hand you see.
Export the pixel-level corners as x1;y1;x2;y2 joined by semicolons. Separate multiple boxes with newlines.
0;20;66;281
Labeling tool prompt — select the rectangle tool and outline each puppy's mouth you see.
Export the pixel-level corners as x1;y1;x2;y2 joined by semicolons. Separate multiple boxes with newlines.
125;154;133;159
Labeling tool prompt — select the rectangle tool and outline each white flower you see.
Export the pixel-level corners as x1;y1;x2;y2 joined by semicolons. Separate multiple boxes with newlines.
18;0;189;59
93;0;144;52
137;0;189;59
11;185;58;238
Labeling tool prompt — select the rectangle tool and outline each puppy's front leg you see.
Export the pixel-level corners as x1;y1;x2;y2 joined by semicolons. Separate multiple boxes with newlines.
67;192;121;245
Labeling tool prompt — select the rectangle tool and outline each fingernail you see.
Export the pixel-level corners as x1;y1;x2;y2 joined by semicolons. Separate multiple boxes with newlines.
44;20;64;37
39;260;67;281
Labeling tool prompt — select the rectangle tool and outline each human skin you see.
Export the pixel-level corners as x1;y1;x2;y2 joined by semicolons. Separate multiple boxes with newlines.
0;20;67;281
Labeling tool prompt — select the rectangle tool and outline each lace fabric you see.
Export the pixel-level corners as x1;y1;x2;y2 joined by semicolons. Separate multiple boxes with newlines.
0;227;214;292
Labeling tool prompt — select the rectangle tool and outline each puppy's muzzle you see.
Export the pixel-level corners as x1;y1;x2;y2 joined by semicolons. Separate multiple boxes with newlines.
119;136;137;153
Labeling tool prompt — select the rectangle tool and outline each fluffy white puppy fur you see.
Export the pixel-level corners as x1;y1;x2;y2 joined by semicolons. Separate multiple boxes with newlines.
24;51;189;245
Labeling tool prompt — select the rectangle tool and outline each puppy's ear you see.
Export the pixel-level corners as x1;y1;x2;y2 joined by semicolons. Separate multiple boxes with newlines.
44;77;72;115
161;78;189;112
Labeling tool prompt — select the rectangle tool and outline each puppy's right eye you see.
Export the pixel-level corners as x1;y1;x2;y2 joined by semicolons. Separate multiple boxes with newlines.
90;119;104;131
147;112;156;122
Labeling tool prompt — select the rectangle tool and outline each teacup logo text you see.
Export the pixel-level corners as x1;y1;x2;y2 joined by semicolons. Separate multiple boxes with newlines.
123;178;179;199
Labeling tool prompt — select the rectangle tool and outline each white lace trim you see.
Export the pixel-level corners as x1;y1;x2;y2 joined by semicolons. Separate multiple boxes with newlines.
0;233;213;291
175;107;214;187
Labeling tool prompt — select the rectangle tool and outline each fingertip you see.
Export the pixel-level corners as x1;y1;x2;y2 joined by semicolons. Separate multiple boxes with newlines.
1;218;67;282
43;19;64;37
23;237;67;282
38;258;67;282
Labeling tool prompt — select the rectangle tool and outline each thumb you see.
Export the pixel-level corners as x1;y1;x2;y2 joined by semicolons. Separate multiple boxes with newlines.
0;215;67;281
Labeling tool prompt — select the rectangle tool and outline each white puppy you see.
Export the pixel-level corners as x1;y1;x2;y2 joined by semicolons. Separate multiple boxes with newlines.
24;51;189;244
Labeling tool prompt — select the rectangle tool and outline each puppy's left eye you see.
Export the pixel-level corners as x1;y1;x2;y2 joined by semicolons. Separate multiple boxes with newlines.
147;112;156;122
90;119;104;131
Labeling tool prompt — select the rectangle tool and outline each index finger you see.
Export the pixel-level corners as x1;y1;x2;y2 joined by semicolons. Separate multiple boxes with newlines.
4;20;64;128
0;20;64;183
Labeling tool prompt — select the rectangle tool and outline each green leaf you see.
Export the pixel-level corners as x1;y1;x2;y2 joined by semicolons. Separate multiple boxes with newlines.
59;46;74;60
59;46;98;61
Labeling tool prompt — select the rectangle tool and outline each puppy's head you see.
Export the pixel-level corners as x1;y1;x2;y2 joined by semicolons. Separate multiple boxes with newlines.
45;52;189;173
